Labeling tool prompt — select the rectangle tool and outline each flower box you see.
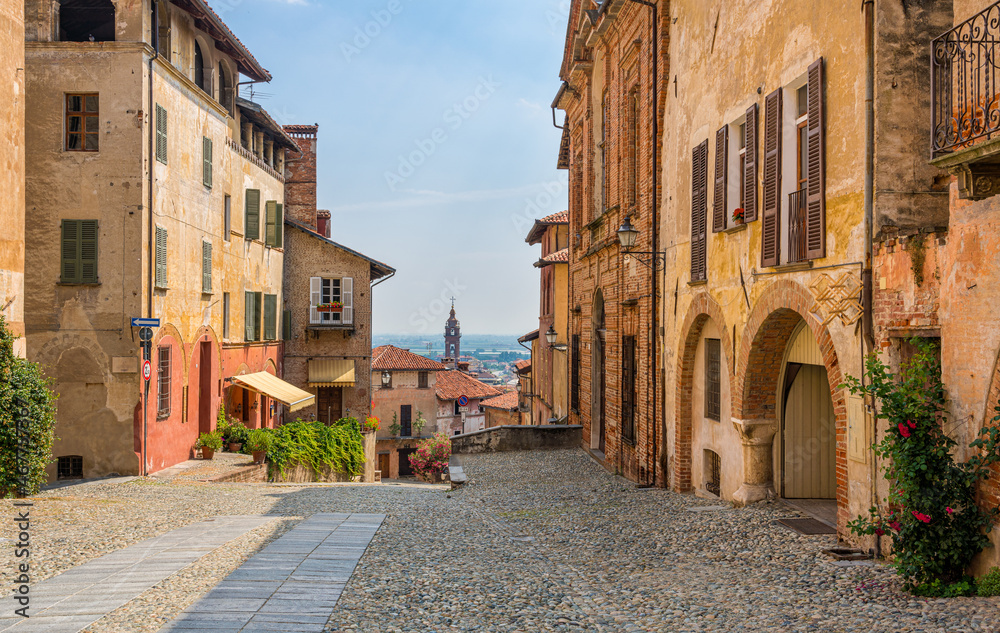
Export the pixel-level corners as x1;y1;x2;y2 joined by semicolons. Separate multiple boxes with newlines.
316;304;343;313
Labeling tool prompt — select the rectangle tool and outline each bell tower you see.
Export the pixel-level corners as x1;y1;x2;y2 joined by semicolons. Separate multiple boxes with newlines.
444;299;461;361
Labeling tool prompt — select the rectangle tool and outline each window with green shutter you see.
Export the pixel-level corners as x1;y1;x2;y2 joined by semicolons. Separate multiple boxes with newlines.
244;291;255;341
275;203;283;248
245;189;260;240
264;200;277;246
203;136;212;188
155;104;167;165
264;294;277;340
60;219;99;284
155;226;168;288
202;241;212;293
244;291;262;341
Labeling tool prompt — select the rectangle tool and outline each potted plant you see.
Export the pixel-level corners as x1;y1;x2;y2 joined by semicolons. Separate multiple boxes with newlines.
412;411;427;437
315;301;344;313
732;207;745;225
227;420;248;452
195;431;223;460
388;412;401;437
245;428;271;464
363;416;380;433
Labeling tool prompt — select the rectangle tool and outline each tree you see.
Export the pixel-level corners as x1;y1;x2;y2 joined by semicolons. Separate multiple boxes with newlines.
0;316;58;497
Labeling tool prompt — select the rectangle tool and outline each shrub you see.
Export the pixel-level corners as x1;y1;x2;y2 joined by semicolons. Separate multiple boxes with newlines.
911;577;977;598
195;431;223;451
978;567;1000;597
0;315;57;497
842;339;1000;590
389;412;401;437
267;418;365;478
244;428;271;452
409;432;451;481
413;411;427;437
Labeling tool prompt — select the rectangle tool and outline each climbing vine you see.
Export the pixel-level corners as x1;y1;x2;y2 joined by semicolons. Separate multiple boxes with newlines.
266;418;365;478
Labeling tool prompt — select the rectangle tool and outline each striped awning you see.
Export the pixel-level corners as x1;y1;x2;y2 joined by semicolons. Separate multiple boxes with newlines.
308;359;356;387
231;372;315;412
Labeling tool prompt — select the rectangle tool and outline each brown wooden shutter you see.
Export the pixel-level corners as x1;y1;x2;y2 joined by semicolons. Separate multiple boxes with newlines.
713;125;728;232
691;140;709;282
805;58;826;260
744;103;759;222
761;89;782;268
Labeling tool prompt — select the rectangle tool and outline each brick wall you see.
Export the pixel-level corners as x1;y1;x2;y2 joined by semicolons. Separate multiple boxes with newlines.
283;126;318;229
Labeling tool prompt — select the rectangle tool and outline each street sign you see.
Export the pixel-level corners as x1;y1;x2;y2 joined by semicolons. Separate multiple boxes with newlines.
142;359;151;382
138;327;153;342
459;406;470;413
131;318;161;328
457;395;469;407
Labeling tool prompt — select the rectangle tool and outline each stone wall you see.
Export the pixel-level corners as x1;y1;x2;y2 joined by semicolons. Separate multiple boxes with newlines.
451;425;583;454
0;0;24;357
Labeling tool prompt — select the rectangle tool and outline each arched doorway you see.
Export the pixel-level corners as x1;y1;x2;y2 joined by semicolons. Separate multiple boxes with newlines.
592;289;606;454
779;322;836;499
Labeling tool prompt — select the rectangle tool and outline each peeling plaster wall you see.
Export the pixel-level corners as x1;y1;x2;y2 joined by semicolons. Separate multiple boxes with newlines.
0;0;25;357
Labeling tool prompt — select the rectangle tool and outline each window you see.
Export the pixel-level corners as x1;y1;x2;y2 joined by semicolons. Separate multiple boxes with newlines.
224;195;231;239
66;94;99;151
454;401;461;416
265;201;283;247
223;292;230;339
245;189;260;240
263;294;278;340
201;241;212;293
60;0;115;42
245;291;261;342
691;140;709;282
571;334;581;412
621;335;637;444
203;136;213;188
57;456;83;480
155;104;167;164
418;371;429;389
705;338;721;421
738;122;747;209
705;449;721;496
796;85;809;192
194;41;207;92
154;226;168;288
308;277;354;325
157;346;171;418
400;405;412;437
60;219;99;284
713;124;728;232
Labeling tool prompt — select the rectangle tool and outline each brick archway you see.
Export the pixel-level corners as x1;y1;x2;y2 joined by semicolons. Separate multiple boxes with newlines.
673;292;731;492
734;280;848;527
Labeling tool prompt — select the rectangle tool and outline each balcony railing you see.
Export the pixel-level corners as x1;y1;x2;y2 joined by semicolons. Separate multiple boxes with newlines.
788;188;808;264
227;137;285;183
931;1;1000;158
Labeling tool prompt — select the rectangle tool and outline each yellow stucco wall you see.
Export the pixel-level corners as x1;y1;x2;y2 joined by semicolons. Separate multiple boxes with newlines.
0;0;25;356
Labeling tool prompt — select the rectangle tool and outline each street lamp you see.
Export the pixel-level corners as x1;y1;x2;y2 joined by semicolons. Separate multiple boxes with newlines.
545;325;568;352
616;215;665;270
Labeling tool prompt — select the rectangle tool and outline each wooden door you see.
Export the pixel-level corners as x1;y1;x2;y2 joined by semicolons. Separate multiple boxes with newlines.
198;342;212;434
783;364;836;498
398;448;415;477
316;387;342;424
400;405;412;437
378;453;389;477
597;333;606;453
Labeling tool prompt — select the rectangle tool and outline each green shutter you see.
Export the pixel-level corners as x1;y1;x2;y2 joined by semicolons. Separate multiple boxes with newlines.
264;200;277;247
61;220;79;282
155;226;167;287
275;203;283;248
202;241;212;293
203;136;212;188
244;291;255;341
155;105;167;165
253;291;262;341
79;220;98;283
245;189;260;240
264;294;277;340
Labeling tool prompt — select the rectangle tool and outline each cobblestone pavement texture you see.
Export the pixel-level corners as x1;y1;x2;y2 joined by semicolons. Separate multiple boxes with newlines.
1;449;998;632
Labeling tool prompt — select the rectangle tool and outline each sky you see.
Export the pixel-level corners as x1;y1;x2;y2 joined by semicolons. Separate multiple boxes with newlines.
219;0;571;336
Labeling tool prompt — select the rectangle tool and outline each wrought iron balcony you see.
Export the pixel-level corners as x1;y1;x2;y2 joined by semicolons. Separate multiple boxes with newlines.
931;1;1000;199
788;188;808;264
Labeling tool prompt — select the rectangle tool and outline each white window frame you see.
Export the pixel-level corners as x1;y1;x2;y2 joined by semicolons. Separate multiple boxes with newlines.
309;276;354;325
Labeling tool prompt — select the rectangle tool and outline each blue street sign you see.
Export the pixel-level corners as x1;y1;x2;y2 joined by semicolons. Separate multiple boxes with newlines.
131;318;161;328
458;395;469;407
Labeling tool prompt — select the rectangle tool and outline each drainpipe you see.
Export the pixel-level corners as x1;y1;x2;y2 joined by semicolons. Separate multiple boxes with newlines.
625;0;660;487
144;0;161;477
863;0;880;556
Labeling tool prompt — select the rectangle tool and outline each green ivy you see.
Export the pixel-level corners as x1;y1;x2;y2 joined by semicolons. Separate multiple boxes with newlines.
842;338;1000;590
0;316;58;498
978;566;1000;597
267;418;365;478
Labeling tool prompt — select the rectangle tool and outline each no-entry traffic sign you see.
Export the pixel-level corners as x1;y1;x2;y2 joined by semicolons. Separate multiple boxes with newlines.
458;395;469;407
142;359;151;382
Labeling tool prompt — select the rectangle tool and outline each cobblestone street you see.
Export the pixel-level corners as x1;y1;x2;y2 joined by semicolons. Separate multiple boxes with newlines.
3;449;999;633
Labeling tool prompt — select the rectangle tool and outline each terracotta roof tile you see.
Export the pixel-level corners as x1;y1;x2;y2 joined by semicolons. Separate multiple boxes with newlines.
540;210;569;224
536;248;569;267
526;211;569;244
434;370;502;401
513;359;532;373
371;346;446;371
481;391;519;411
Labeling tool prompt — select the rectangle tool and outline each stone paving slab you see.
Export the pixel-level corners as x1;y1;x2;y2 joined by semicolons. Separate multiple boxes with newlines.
0;516;274;633
159;513;384;633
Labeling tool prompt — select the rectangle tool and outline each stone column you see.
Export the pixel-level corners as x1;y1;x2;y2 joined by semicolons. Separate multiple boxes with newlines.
362;430;376;482
732;419;777;507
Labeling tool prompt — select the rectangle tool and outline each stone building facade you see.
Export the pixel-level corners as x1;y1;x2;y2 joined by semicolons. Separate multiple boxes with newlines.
281;125;394;426
525;211;569;426
371;345;445;479
1;0;25;357
482;391;519;428
435;369;501;435
554;0;667;485
22;0;304;479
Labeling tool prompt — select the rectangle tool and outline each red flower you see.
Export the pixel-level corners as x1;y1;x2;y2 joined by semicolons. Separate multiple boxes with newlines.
875;528;885;536
911;511;931;523
898;422;911;438
907;419;916;429
946;506;954;514
889;521;901;532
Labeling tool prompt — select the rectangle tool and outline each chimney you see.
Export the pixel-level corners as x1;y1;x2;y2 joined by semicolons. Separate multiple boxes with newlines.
317;210;331;238
282;124;319;230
